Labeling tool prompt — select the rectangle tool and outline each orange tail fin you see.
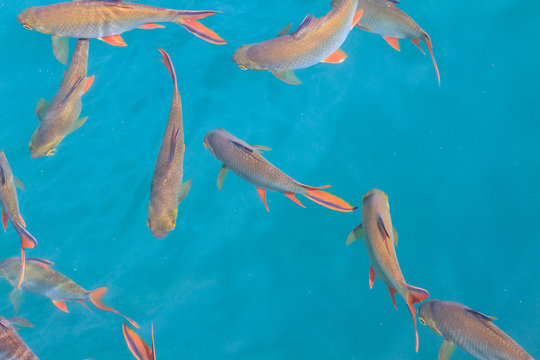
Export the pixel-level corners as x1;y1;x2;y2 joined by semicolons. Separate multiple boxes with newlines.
302;187;357;212
122;323;154;360
420;33;440;85
175;11;226;45
157;47;177;88
89;287;140;329
405;285;430;353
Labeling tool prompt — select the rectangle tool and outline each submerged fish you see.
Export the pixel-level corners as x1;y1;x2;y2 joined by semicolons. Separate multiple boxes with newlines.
346;189;429;352
0;152;37;289
123;323;155;360
147;48;191;239
232;0;363;84
0;257;139;329
336;0;440;84
203;129;357;212
419;300;534;360
0;316;38;360
17;0;226;64
30;39;94;158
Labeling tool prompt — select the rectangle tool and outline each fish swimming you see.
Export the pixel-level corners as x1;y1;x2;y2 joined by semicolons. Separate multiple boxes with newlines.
17;0;226;64
0;257;139;329
0;151;37;289
147;48;191;239
419;300;534;360
123;323;155;360
232;0;363;84
0;316;38;360
30;38;94;158
346;189;429;352
335;0;440;84
203;129;357;212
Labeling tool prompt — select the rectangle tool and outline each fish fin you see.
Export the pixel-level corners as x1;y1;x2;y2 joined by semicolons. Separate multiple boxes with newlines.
271;70;301;85
383;36;400;51
229;140;260;159
98;34;127;47
77;299;92;311
19;227;37;249
19;215;26;228
88;287;140;329
465;309;497;322
321;48;347;64
151;324;156;360
82;76;95;95
69;116;89;134
0;163;5;186
284;192;305;208
217;165;228;191
1;209;7;231
377;214;393;253
158;47;177;87
410;38;426;55
35;99;49;121
14;177;25;192
177;179;191;204
175;11;226;45
9;288;23;314
17;247;26;289
346;223;363;245
292;14;325;40
369;266;375;289
252;145;271;153
351;9;364;30
392;226;398;246
277;23;293;37
438;340;456;360
419;33;440;85
388;286;398;310
123;323;153;360
27;258;54;267
138;22;165;30
8;317;34;328
52;35;69;65
52;300;69;313
356;24;374;33
168;126;180;164
303;187;357;212
256;188;269;212
406;285;430;352
62;76;85;104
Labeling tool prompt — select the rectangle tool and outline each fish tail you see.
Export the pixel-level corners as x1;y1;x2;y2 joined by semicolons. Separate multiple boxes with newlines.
122;322;154;360
302;186;357;212
405;285;430;353
18;226;37;249
88;287;140;329
422;33;440;85
157;47;177;88
174;11;226;45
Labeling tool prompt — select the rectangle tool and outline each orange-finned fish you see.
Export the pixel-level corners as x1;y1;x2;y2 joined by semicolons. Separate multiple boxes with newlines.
335;0;440;84
419;300;535;360
0;151;37;290
0;257;139;330
346;189;429;352
232;0;363;85
0;316;38;360
147;48;191;239
123;323;156;360
17;0;226;64
30;39;94;158
203;129;357;212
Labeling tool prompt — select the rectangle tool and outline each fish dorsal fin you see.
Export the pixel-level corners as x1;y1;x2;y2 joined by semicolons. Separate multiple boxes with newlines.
230;140;254;154
62;76;85;104
277;23;292;37
0;164;6;186
292;14;324;40
35;99;49;121
466;309;497;322
169;126;180;164
27;258;55;267
377;214;391;239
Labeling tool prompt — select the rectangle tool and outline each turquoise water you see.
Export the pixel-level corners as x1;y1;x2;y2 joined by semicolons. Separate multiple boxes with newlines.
0;0;539;358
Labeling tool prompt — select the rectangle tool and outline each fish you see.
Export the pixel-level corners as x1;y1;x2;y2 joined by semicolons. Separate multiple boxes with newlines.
17;0;226;64
123;323;156;360
30;38;94;158
334;0;440;84
419;300;534;360
0;257;140;329
147;48;191;239
346;189;429;352
0;316;38;360
203;129;357;212
232;0;364;85
0;151;37;290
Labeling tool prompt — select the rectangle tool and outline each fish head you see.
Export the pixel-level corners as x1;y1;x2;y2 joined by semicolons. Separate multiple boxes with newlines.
203;128;230;157
29;129;61;159
233;45;264;71
418;300;443;336
147;206;177;239
17;7;48;33
362;189;389;208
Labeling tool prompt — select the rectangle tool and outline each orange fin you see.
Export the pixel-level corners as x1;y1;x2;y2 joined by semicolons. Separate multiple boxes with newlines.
157;47;177;87
369;266;375;289
256;188;269;212
123;323;153;360
388;286;398;310
98;34;127;47
17;247;25;289
18;227;37;249
138;22;165;30
383;36;400;51
176;11;226;45
417;34;440;85
351;9;364;30
77;299;92;311
19;215;26;228
284;192;305;208
303;187;357;212
89;287;140;329
321;48;347;64
406;285;430;352
82;76;94;95
1;209;7;231
52;300;69;313
411;38;425;55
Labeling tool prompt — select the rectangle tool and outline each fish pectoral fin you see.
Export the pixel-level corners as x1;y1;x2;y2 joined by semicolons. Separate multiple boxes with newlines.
351;10;364;30
465;309;497;322
177;179;192;204
276;23;293;37
138;22;165;30
383;36;401;51
9;288;24;314
35;98;49;121
52;35;69;65
256;187;269;212
98;34;127;47
438;340;456;360
271;70;301;85
82;75;95;95
13;176;25;192
8;317;34;328
52;300;69;313
392;226;398;246
252;145;271;153
356;24;374;33
369;266;375;289
321;48;347;64
217;165;229;191
1;209;8;232
346;223;363;245
69;116;89;134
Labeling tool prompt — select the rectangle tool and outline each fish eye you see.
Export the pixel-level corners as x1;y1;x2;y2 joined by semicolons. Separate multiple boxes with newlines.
239;65;247;71
419;317;426;326
22;24;33;30
171;220;176;230
46;149;56;156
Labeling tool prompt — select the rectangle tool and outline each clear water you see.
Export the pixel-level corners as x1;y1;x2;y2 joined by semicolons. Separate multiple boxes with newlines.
0;0;538;358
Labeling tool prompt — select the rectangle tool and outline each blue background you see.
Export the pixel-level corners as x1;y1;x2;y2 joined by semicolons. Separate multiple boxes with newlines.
0;0;538;358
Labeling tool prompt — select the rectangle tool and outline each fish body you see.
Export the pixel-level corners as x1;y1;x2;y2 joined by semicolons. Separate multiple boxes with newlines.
147;48;191;239
419;300;534;360
203;129;356;212
0;316;38;360
233;0;362;84
30;39;93;158
346;189;429;351
123;323;156;360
